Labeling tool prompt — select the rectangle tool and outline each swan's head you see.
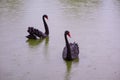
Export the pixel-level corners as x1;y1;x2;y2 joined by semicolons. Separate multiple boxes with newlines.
43;14;48;19
65;30;71;38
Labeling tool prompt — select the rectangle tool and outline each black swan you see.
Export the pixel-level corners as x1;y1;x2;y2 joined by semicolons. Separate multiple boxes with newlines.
62;31;79;60
26;14;49;39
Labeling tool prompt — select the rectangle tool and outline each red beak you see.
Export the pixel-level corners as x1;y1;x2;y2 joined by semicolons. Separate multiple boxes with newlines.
68;33;71;38
46;16;48;19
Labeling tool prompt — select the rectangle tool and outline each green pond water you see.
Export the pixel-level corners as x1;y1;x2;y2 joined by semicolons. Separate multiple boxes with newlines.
0;0;120;80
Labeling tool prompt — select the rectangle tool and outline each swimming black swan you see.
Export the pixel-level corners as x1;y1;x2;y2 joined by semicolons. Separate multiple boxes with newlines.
62;31;79;60
26;14;49;39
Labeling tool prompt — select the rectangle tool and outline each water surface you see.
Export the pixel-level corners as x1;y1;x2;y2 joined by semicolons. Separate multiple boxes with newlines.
0;0;120;80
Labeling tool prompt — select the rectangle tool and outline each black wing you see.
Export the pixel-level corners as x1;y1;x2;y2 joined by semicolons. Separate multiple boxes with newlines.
27;27;46;38
70;42;79;59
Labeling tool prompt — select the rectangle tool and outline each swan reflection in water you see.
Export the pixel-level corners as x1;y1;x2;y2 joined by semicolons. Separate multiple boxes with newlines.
64;59;79;80
26;37;49;46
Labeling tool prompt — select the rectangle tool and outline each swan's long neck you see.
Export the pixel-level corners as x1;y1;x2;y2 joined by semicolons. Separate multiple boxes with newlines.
65;34;72;60
43;16;49;35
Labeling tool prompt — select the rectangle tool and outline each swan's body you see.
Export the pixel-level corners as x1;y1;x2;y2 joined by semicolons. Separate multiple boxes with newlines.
63;43;79;60
62;31;79;60
26;15;49;39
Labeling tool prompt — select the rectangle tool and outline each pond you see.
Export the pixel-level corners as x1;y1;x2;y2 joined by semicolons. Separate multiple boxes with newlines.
0;0;120;80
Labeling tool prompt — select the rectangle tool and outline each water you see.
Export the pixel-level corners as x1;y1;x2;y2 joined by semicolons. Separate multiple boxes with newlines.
0;0;120;80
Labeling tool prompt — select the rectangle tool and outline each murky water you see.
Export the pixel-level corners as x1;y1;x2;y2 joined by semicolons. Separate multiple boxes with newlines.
0;0;120;80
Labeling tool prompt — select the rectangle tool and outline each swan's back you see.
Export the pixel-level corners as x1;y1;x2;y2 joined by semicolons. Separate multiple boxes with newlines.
27;27;46;39
70;42;79;59
62;42;79;60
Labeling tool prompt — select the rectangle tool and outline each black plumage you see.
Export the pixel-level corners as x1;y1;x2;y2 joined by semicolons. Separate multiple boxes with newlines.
62;31;79;60
26;15;49;39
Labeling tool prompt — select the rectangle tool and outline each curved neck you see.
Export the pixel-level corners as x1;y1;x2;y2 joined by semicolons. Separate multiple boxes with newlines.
65;34;72;60
43;16;49;35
